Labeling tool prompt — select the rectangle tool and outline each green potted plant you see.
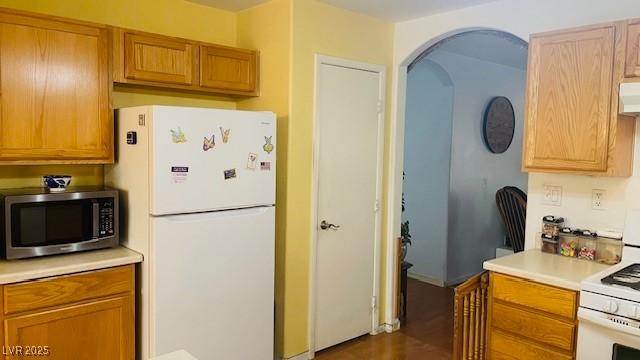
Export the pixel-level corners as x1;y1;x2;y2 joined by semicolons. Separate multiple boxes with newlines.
401;172;412;260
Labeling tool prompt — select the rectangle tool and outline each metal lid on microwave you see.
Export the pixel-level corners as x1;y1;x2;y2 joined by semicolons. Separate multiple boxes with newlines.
543;215;564;224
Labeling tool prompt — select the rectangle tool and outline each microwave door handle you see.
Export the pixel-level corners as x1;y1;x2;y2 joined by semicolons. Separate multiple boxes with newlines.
92;202;99;239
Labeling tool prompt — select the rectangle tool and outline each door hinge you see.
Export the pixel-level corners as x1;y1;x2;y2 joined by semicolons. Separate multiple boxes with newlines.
377;100;383;115
374;199;380;212
371;296;377;310
138;114;146;126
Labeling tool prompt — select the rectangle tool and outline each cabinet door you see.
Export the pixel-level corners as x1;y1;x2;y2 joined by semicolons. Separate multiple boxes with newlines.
626;21;640;77
199;45;258;94
523;26;616;172
0;11;112;164
123;31;194;86
5;296;133;360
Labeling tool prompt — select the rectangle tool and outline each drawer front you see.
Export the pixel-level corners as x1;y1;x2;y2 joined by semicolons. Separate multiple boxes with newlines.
491;302;575;352
4;265;133;314
489;330;573;360
491;273;577;319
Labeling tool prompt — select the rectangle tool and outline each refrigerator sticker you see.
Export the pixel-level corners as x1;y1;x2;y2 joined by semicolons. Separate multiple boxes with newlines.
247;153;258;170
220;127;231;143
170;128;187;143
263;136;274;154
224;169;237;180
203;134;215;151
260;161;271;171
171;166;189;184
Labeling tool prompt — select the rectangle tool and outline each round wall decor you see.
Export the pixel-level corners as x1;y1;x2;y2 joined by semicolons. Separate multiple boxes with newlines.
483;96;515;154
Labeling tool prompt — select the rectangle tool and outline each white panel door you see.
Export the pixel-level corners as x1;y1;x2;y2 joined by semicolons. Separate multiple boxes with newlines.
314;61;382;351
151;206;275;360
149;106;276;215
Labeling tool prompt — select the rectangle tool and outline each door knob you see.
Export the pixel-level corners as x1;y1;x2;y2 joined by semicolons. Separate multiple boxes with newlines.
320;220;340;230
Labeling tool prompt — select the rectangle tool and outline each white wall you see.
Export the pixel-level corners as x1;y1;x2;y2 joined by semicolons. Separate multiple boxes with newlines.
392;0;640;251
403;59;453;284
432;50;528;282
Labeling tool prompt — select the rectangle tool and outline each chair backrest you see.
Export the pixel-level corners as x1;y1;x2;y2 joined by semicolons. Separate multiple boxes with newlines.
495;186;527;252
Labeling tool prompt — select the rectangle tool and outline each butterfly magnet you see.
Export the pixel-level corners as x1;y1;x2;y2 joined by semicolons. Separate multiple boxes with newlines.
263;136;274;154
220;127;230;143
202;134;215;151
170;127;187;143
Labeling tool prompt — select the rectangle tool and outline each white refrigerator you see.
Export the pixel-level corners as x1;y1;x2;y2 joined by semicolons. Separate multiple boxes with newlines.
105;105;276;360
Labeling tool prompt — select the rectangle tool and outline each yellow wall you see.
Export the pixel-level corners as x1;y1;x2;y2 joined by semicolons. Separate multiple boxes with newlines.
281;1;395;357
0;0;238;188
236;0;292;356
0;2;395;358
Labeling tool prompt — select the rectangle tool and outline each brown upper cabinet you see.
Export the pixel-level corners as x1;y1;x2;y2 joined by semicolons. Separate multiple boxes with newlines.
523;22;635;176
625;19;640;78
0;8;113;164
113;28;259;97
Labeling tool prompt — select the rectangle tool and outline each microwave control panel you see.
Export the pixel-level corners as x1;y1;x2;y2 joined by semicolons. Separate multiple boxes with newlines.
98;198;115;237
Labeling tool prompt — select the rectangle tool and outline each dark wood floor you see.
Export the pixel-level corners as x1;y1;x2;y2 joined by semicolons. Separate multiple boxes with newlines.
315;278;454;360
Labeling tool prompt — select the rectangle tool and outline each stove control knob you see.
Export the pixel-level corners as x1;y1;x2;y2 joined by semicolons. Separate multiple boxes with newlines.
604;300;619;313
630;306;640;320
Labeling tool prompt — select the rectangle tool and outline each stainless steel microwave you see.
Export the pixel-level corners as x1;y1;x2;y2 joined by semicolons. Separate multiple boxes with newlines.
0;187;119;259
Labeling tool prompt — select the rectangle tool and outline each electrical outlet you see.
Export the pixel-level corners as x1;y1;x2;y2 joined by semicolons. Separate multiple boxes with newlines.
543;185;562;206
592;189;606;210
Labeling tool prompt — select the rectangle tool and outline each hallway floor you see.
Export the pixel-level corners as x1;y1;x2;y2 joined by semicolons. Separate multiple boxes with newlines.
315;279;454;360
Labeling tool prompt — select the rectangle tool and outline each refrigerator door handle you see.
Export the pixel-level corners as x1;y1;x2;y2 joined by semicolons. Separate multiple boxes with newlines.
157;206;272;222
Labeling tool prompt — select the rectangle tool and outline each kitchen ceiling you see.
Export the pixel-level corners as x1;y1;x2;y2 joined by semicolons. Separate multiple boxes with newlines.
188;0;500;21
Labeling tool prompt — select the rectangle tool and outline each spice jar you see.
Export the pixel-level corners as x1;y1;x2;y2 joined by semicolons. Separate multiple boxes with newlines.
541;234;559;254
577;230;597;261
559;227;578;257
542;216;564;236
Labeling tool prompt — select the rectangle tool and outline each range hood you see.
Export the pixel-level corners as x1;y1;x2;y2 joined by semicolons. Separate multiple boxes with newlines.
620;82;640;115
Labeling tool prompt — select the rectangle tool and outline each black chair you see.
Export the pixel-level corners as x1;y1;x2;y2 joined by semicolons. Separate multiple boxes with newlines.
495;186;527;252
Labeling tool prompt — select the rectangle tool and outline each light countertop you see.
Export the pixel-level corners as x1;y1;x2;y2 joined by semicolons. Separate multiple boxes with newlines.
0;246;143;285
483;249;610;291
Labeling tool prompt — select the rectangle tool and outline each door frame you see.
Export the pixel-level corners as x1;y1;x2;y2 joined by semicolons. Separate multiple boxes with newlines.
308;54;386;357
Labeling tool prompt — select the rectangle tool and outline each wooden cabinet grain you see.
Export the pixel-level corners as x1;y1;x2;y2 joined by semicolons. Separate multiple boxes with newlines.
0;265;134;360
0;8;113;164
523;22;635;176
113;28;259;96
122;31;195;86
625;20;640;78
487;273;577;360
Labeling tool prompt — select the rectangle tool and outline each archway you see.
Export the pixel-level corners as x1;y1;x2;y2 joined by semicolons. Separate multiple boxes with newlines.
391;30;528;356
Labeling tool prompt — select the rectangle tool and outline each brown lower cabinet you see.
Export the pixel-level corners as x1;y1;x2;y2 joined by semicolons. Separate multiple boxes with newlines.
0;265;134;360
487;272;578;360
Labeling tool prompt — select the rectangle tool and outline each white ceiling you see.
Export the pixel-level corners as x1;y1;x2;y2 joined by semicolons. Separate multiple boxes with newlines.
318;0;500;21
188;0;500;21
434;31;528;70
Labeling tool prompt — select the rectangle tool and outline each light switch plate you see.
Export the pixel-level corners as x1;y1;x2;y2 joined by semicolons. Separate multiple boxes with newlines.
543;185;562;206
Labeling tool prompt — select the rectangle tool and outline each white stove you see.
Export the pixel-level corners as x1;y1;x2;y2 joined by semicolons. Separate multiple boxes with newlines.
577;210;640;359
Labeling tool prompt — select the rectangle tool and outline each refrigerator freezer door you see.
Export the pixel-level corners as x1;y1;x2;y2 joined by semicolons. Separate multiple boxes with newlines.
150;106;276;215
151;206;275;360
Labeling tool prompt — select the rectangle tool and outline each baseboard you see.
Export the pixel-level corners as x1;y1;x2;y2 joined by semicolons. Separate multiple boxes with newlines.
382;318;401;333
445;273;475;287
407;272;445;287
280;352;309;360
